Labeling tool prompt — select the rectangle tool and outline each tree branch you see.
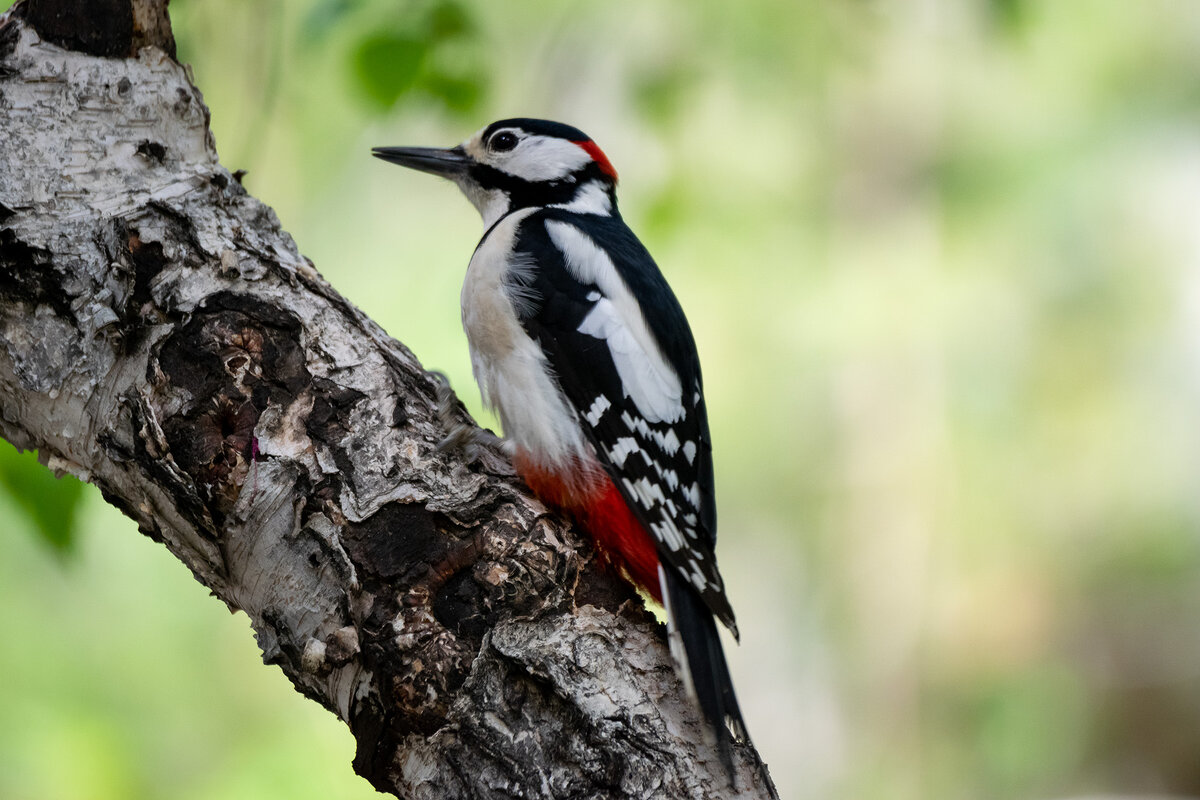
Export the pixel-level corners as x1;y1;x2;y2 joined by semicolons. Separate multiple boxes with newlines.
0;4;776;798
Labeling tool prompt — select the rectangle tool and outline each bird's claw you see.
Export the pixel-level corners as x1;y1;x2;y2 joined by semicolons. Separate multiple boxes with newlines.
430;370;506;464
431;369;459;428
436;423;503;463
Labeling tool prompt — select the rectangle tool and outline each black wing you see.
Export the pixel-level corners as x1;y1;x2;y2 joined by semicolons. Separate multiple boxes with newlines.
509;208;736;633
509;209;756;779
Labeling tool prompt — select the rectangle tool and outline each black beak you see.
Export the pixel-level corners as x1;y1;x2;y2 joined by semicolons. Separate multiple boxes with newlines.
372;145;470;178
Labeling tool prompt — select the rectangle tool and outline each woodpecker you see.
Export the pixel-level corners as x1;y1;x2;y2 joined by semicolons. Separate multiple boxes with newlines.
373;119;751;777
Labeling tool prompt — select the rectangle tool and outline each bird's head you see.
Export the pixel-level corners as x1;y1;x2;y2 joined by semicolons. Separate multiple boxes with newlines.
373;118;619;227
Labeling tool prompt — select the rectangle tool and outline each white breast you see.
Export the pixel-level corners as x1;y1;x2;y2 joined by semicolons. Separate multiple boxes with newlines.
461;209;591;469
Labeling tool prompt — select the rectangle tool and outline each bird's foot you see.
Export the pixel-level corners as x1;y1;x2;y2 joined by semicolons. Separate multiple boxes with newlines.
430;370;507;463
437;423;507;464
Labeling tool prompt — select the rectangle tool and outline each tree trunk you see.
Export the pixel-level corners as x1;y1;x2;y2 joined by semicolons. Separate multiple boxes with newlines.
0;3;777;798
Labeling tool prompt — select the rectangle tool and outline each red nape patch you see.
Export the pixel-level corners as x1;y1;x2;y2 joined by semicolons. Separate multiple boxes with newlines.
514;453;660;600
572;139;619;183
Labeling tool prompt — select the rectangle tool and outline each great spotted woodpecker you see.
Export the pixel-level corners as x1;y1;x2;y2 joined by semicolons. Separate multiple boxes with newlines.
374;119;751;776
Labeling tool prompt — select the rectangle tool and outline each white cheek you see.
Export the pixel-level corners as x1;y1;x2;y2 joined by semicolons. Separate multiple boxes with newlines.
500;138;591;181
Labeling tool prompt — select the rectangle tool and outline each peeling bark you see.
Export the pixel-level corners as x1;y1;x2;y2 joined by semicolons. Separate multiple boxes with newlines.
0;5;776;799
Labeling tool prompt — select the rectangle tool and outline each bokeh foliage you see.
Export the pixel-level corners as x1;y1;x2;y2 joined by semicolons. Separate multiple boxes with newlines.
0;440;84;554
4;1;1200;799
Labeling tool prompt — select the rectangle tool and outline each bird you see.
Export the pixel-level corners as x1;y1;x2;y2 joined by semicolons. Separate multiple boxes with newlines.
373;118;754;781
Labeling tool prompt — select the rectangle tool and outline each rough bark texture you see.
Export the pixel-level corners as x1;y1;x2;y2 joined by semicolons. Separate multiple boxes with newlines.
0;4;776;799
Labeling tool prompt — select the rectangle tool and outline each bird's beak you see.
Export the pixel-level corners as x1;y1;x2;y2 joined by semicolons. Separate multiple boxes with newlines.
372;145;470;178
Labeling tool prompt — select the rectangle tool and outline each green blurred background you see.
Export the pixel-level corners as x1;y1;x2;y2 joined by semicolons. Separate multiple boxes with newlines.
4;1;1200;798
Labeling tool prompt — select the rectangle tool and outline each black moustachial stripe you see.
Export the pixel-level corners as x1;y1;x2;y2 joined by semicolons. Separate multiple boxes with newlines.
469;161;616;214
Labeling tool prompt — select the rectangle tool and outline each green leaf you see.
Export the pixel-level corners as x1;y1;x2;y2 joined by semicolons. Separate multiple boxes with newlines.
352;31;428;109
426;1;473;40
421;70;485;114
0;440;86;555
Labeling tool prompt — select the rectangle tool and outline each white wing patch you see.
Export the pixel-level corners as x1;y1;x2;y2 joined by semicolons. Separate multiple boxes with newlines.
577;299;683;424
545;220;684;424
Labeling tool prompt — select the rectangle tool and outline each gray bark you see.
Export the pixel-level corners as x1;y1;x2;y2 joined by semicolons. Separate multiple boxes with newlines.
0;4;777;799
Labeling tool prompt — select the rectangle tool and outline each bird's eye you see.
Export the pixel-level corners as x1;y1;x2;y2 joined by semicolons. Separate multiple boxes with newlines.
489;131;519;152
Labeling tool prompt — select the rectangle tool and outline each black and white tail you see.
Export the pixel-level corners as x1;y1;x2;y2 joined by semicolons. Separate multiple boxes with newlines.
660;565;776;794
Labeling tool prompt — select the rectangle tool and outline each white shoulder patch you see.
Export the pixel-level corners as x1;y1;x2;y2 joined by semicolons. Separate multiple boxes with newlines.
544;220;684;424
